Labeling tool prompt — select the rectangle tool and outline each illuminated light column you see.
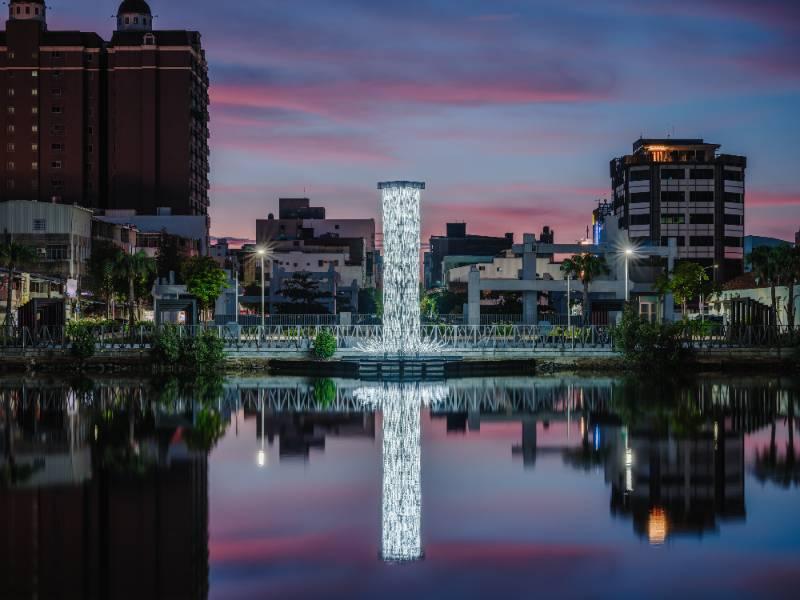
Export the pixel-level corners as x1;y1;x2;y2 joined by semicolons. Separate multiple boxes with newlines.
377;181;425;355
354;382;448;563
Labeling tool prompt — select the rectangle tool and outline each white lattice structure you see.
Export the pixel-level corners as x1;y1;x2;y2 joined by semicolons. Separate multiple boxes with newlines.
355;382;448;562
374;181;426;354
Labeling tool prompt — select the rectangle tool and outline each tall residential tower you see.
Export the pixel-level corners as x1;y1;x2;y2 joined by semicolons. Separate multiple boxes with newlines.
0;0;209;218
610;139;746;282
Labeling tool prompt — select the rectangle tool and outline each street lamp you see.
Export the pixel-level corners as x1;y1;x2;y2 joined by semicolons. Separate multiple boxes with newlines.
624;247;635;302
699;264;718;322
257;248;266;329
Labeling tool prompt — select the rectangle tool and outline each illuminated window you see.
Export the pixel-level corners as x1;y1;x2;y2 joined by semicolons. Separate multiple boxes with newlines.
31;124;38;133
660;214;685;225
31;143;38;152
31;70;38;78
31;88;38;96
7;88;15;97
31;106;38;115
6;106;14;115
6;125;14;134
31;161;38;171
51;160;63;169
6;143;14;152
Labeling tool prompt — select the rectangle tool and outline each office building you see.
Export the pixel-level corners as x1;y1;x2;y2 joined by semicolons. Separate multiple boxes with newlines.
610;138;746;282
426;223;514;289
0;0;210;220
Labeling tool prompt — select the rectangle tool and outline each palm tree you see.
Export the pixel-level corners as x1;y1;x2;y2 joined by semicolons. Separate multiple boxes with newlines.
0;234;38;331
748;246;782;324
114;250;156;329
561;253;610;323
774;245;800;330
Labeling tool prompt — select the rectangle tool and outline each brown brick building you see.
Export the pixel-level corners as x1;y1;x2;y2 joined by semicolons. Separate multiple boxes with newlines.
0;0;209;217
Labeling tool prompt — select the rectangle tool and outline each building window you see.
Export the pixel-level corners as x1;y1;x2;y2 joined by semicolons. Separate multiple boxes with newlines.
31;88;38;96
32;218;47;232
31;143;38;152
31;106;38;115
724;214;742;226
6;125;14;134
661;236;686;247
52;70;62;78
31;125;38;133
125;17;130;24
7;89;14;97
51;125;64;135
31;70;38;78
46;245;68;260
51;52;63;59
689;168;714;179
6;143;14;152
724;170;743;182
52;88;62;96
661;168;685;180
660;214;685;225
629;169;650;182
661;191;684;202
724;192;743;203
689;213;714;225
51;161;62;169
6;106;14;115
724;236;742;248
51;106;62;114
31;161;38;171
690;191;714;202
7;179;15;189
7;51;14;59
6;161;15;170
51;143;64;151
689;236;714;247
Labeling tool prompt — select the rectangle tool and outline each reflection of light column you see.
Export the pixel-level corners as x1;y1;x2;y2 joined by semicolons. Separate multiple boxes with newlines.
378;181;425;355
381;384;422;561
355;382;448;563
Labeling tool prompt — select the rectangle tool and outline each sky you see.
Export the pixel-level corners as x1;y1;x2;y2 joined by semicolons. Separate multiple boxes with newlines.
48;0;800;244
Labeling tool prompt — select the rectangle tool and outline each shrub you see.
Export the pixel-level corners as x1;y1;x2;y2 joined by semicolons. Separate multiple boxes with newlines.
613;305;693;371
184;407;227;452
312;330;337;359
152;325;182;363
66;320;97;360
194;328;225;368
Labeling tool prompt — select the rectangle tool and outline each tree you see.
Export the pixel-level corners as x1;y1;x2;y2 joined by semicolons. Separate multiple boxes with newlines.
87;240;124;319
278;271;328;314
657;261;709;318
560;253;610;322
1;233;37;330
114;251;156;329
181;255;228;320
748;246;783;324
156;232;185;281
774;245;800;330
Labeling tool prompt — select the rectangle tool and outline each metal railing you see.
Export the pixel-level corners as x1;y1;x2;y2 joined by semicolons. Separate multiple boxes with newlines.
1;324;797;354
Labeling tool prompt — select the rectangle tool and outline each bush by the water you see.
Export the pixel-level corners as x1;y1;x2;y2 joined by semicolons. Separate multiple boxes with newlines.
313;378;337;407
312;330;337;359
152;326;225;370
66;320;97;360
613;305;693;371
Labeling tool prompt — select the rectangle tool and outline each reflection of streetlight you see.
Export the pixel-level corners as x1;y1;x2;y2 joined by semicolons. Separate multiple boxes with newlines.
699;264;718;322
257;391;266;468
257;247;267;329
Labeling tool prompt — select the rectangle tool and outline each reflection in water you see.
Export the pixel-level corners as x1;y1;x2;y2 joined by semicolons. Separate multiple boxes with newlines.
0;376;798;595
355;383;448;563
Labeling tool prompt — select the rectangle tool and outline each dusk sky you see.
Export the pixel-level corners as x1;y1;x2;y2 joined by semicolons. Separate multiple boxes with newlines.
52;0;800;244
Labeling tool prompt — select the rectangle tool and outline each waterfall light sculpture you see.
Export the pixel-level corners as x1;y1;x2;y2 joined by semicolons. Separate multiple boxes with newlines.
361;181;439;355
355;382;449;562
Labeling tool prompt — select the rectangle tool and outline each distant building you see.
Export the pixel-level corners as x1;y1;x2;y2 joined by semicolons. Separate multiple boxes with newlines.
0;0;210;220
610;138;746;283
743;235;792;270
426;223;514;289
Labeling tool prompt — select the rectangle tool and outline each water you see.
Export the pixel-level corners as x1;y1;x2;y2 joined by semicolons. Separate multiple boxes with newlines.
1;374;799;599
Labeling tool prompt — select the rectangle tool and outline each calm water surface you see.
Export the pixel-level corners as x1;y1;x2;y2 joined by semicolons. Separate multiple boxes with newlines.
1;374;799;599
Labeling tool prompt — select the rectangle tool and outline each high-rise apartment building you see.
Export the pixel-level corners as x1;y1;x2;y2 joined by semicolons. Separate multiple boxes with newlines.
0;0;209;218
610;139;746;282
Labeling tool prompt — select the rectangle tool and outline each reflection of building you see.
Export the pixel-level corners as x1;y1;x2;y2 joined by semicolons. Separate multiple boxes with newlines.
604;422;745;543
0;389;210;599
253;410;375;461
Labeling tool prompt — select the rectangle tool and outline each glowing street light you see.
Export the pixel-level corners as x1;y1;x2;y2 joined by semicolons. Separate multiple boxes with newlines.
257;247;267;329
623;247;636;302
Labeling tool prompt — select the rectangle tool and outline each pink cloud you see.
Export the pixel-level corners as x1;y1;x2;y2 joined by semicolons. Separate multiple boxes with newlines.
747;190;799;207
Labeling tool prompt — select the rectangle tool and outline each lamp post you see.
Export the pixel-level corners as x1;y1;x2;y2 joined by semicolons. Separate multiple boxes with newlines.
257;248;266;329
699;264;718;322
566;274;572;331
624;248;635;302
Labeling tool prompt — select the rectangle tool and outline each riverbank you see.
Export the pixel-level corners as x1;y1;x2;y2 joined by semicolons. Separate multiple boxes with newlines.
1;346;797;376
